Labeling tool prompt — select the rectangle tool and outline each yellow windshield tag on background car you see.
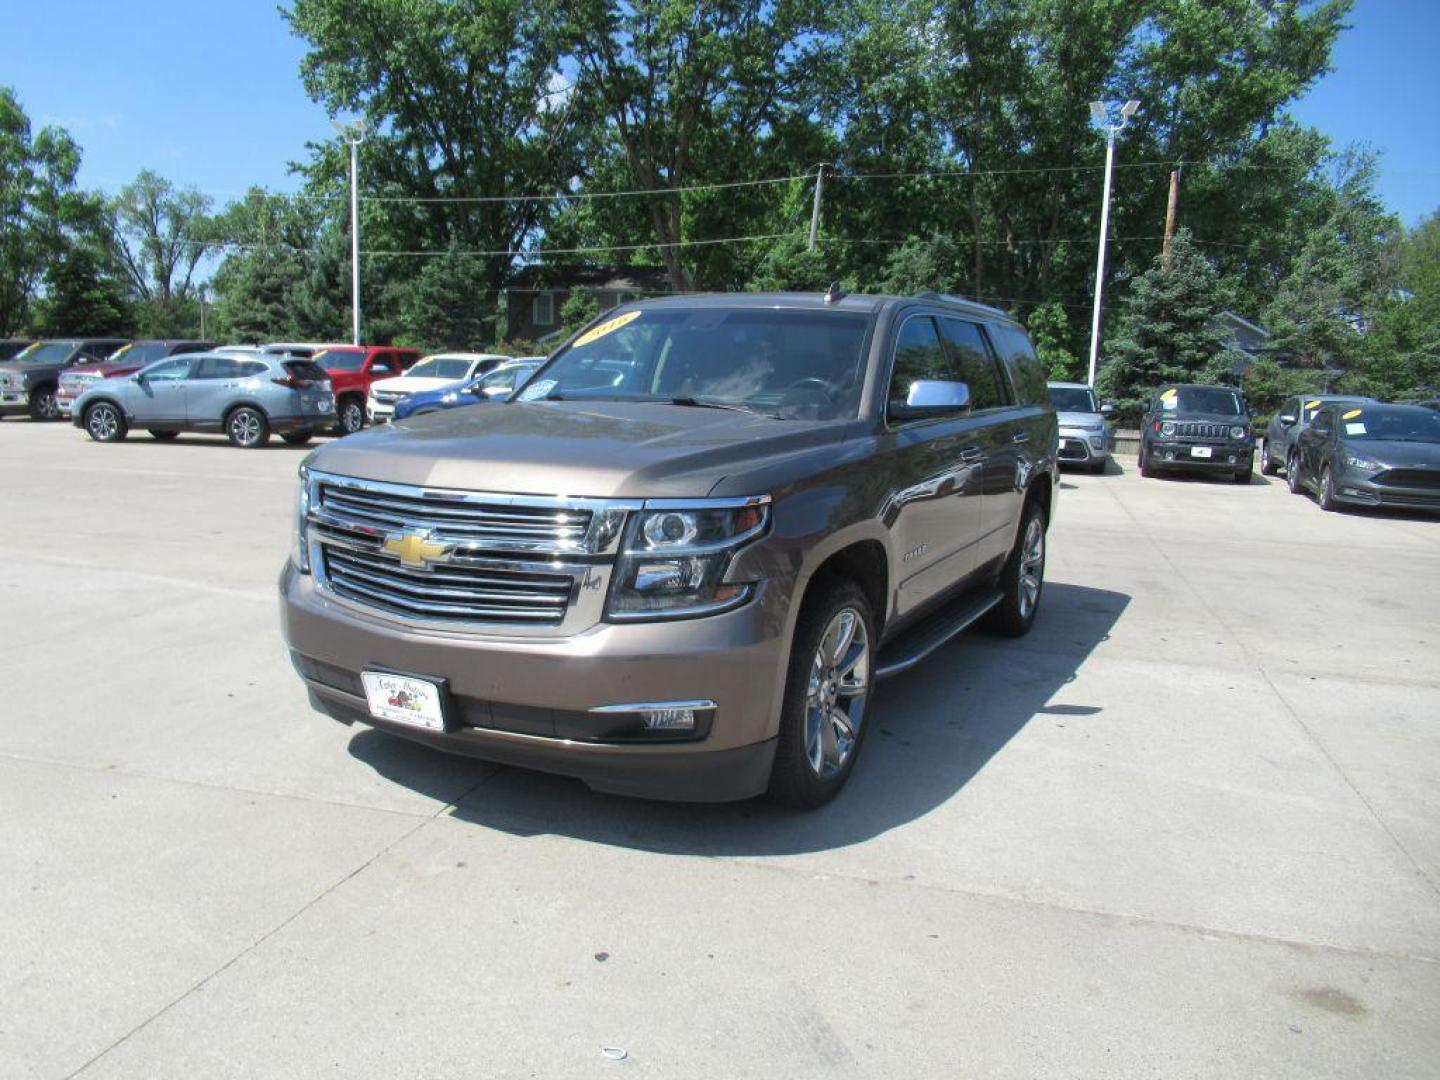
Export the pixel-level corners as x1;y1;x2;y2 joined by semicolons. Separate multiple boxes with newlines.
573;310;641;347
1305;399;1321;410
1342;408;1363;420
111;344;131;360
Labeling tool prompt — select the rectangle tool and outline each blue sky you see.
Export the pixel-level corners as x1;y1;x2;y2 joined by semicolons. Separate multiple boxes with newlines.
4;0;1436;224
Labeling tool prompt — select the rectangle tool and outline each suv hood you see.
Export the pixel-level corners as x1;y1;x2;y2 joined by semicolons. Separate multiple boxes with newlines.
309;399;850;498
1056;409;1104;428
64;361;140;378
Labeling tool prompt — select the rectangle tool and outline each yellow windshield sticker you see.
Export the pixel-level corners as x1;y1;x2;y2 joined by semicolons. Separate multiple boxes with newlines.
1305;399;1321;410
1160;388;1177;400
1342;408;1363;420
573;310;640;347
111;344;132;360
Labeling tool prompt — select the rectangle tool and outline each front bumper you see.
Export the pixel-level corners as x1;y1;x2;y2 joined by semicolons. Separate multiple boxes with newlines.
366;398;397;422
280;563;786;801
1057;429;1109;463
0;389;30;415
1148;440;1252;471
1332;471;1440;511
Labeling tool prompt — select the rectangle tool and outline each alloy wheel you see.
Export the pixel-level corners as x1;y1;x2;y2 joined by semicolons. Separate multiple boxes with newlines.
87;404;118;440
35;389;59;419
803;608;870;780
1017;515;1045;620
231;411;263;446
340;401;364;434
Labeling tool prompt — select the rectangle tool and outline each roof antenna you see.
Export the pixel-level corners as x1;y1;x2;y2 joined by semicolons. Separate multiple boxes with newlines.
824;280;847;304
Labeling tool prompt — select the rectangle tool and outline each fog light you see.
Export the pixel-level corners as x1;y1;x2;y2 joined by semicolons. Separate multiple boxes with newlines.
1227;454;1237;464
587;699;716;736
1164;450;1175;461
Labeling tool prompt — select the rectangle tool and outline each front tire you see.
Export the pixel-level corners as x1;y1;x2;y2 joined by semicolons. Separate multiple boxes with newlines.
29;384;60;420
986;498;1046;638
83;401;127;442
1260;440;1279;475
1287;453;1304;495
336;398;365;436
1139;442;1158;478
767;578;875;809
1318;466;1339;511
226;406;270;448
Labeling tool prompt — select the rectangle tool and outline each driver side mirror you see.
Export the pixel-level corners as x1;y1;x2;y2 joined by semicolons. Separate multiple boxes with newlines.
1279;413;1297;426
893;379;971;420
132;372;147;384
1099;403;1114;415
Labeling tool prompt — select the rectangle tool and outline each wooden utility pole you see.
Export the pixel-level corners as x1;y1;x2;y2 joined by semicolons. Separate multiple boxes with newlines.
1162;169;1180;270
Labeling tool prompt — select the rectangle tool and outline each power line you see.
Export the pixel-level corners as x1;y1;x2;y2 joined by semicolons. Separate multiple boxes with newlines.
361;173;816;205
357;230;807;257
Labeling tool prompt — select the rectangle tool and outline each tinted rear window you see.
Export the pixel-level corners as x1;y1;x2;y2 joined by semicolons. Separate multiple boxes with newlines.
284;360;330;382
987;323;1048;406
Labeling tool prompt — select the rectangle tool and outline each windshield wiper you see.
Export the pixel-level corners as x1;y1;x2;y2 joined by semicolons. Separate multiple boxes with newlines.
667;396;783;419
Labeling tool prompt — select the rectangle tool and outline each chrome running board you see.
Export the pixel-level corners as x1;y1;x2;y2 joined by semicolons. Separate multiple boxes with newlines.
874;588;1004;680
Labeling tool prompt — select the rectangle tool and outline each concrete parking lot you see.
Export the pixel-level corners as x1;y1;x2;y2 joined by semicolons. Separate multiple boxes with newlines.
2;420;1438;1079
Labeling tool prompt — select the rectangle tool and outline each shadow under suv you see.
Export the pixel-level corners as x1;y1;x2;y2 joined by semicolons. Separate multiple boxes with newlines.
281;291;1059;807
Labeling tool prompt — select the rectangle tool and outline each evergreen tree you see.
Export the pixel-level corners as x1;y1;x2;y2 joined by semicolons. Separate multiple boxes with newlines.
398;246;492;350
1026;301;1080;381
33;243;133;335
1098;229;1245;421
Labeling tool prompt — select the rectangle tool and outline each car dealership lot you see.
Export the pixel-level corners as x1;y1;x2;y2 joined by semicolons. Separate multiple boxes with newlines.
2;423;1439;1079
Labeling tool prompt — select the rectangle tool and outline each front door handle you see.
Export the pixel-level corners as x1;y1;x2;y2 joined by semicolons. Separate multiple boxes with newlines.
1012;431;1030;444
960;445;984;462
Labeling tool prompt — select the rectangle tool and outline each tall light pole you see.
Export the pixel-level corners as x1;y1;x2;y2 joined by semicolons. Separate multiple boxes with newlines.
331;118;367;346
1085;99;1139;388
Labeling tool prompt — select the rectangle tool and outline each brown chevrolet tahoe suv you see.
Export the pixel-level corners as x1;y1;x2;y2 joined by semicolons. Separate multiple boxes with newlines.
280;290;1058;807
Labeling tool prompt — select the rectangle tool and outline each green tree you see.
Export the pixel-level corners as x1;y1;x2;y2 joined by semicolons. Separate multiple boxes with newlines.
1098;229;1245;420
108;169;216;335
880;234;965;295
207;188;318;341
398;245;493;350
32;242;133;335
1027;301;1080;381
1354;209;1440;397
558;289;601;335
0;88;105;333
288;225;351;341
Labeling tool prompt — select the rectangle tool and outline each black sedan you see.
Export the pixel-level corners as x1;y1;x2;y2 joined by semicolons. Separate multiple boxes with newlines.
1288;402;1440;512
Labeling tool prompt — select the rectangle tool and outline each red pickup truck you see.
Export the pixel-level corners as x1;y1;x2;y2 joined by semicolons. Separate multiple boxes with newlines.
266;344;420;434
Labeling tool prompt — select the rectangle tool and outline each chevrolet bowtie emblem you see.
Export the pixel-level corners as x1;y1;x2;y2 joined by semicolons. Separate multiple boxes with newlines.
382;531;448;568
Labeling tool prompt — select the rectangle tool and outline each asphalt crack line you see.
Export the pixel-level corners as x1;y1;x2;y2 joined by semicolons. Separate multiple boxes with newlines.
0;751;455;821
61;767;502;1080
726;856;1440;967
1100;477;1440;902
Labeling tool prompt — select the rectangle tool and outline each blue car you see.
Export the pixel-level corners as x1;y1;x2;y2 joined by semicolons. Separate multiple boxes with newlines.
392;358;544;420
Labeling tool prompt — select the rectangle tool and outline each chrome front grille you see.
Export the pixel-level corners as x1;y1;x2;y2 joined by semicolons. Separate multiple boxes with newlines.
323;545;575;625
317;478;598;550
307;471;639;634
372;390;405;404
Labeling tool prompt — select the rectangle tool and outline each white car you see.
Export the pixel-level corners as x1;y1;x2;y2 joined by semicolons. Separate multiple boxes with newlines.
366;353;512;422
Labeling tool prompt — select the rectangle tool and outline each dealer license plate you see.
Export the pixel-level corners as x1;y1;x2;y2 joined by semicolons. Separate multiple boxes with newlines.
1190;446;1213;459
360;672;445;731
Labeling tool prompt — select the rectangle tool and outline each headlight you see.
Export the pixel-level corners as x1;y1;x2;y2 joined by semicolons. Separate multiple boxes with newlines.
607;498;769;620
1343;453;1380;471
291;466;312;573
1160;421;1176;438
1229;425;1247;440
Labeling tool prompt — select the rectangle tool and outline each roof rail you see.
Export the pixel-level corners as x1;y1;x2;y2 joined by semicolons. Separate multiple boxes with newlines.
911;291;1012;318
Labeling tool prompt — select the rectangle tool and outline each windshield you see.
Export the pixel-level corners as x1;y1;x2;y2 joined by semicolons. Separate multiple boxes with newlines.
1049;386;1097;412
13;341;78;364
518;307;871;420
314;349;367;372
110;342;170;367
1161;386;1244;415
480;363;539;391
408;357;476;381
1339;406;1440;442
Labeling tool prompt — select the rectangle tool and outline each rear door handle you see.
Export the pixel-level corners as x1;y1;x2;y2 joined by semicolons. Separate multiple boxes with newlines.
1012;431;1030;444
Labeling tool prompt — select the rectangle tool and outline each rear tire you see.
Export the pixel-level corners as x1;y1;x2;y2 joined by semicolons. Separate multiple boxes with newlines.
1089;459;1107;474
83;401;127;442
767;577;875;809
226;406;270;448
1287;453;1304;495
985;498;1047;638
1260;440;1279;475
281;432;313;446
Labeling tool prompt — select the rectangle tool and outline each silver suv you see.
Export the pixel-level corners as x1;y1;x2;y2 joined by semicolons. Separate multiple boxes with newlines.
1047;381;1113;472
72;351;335;447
